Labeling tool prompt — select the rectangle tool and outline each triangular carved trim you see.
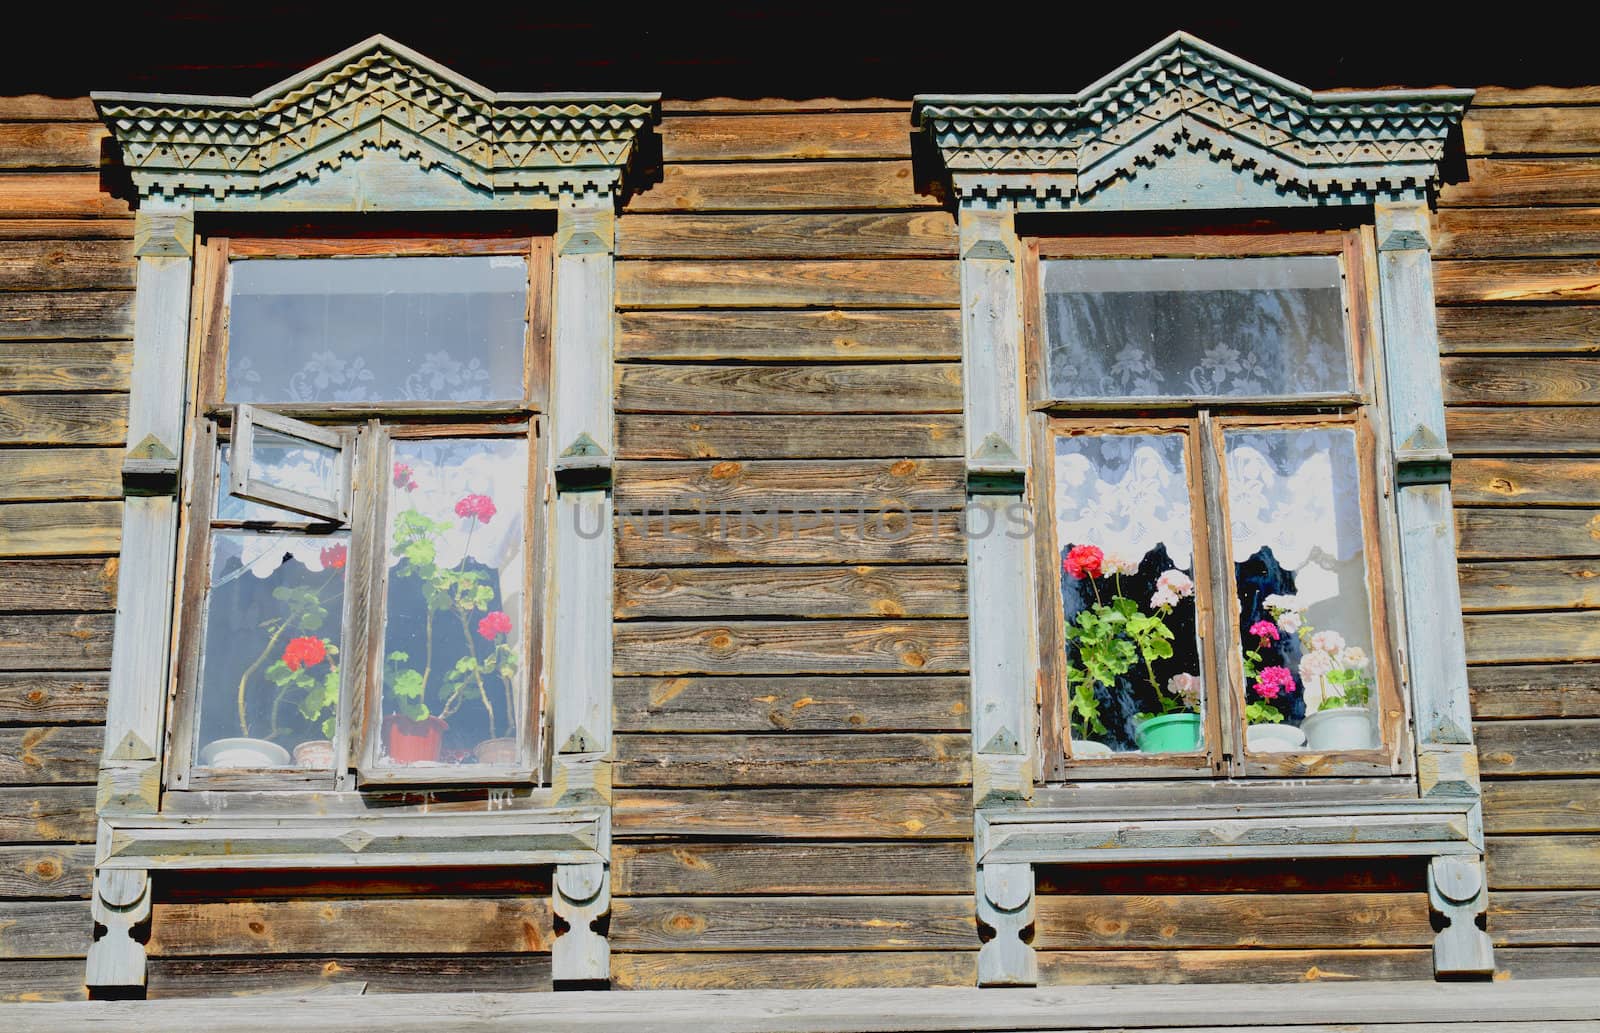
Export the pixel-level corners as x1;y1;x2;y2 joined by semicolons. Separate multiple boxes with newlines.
916;32;1471;211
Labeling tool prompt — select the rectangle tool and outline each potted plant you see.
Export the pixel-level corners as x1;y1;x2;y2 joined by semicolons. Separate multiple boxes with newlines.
1240;618;1305;752
1063;547;1200;755
1263;596;1376;751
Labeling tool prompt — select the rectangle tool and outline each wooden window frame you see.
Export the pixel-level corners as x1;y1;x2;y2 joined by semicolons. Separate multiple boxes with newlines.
1024;228;1413;782
168;230;555;792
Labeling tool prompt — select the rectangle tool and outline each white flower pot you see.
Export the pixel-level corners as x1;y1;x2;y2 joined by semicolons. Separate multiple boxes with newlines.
1246;723;1306;753
1301;708;1375;751
1070;740;1113;758
199;736;291;769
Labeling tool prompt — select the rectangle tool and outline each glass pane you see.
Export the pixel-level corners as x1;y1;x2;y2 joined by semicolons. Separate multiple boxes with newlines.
1054;432;1204;757
378;438;529;769
246;425;341;505
1041;256;1350;399
1226;426;1379;753
193;530;349;771
226;256;528;403
216;444;307;523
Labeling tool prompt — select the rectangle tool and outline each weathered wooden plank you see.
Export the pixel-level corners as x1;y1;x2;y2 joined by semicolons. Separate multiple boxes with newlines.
614;733;971;787
0;614;113;671
1464;109;1600;156
617;212;955;259
0;239;133;290
0;340;132;392
1448;408;1600;454
0;98;97;121
0;843;92;898
614;788;969;838
1471;663;1600;718
611;896;977;951
616;565;966;619
147;955;553;998
661;99;909;115
1455;459;1600;506
1488;835;1600;889
0;219;131;241
0;174;128;218
0;395;126;445
1466;613;1600;664
1455;508;1600;560
1434;208;1600;259
616;509;964;567
614;675;970;733
157;869;549;902
613;842;974;896
0;900;91;958
1477;719;1600;774
1495;946;1600;979
1440;159;1600;206
617;364;962;415
0;448;122;501
660;112;911;162
1472;88;1600;107
0;559;116;612
148;898;555;956
615;459;965;510
1484;779;1600;833
611;951;976;990
0;124;107;170
0;786;95;842
1436;260;1600;305
616;260;959;309
1489;890;1600;945
1037;948;1432;985
617;309;962;361
0;957;86;1002
625;161;937;212
0;502;121;557
1459;560;1600;612
0;726;100;784
1034;859;1423;895
0;291;133;340
617;414;965;460
1032;892;1434;949
1444;356;1600;404
614;620;968;676
0;674;107;724
1437;305;1600;355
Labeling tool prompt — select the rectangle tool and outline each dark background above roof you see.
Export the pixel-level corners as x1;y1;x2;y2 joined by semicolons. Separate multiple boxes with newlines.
6;4;1588;99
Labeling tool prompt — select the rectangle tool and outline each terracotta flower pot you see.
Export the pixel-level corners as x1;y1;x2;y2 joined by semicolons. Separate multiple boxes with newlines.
292;739;335;769
383;714;448;764
473;737;520;766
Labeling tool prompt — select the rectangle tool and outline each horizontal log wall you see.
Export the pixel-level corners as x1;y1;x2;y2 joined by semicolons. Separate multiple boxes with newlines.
0;96;123;1004
610;100;979;990
1440;88;1600;981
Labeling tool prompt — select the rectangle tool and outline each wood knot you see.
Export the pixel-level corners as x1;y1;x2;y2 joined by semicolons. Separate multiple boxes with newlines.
32;859;59;880
25;689;46;705
889;460;917;477
899;651;927;668
667;913;706;934
248;921;266;935
709;461;741;480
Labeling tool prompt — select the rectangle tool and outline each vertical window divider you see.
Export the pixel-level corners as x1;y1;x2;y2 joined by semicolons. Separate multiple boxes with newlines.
1196;408;1241;775
343;420;385;785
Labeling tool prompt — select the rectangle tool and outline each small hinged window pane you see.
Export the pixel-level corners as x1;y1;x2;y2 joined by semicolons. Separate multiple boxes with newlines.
229;404;352;524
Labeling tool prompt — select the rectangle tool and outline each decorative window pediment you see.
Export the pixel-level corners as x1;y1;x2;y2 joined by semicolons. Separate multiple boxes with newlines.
94;34;658;210
915;32;1471;210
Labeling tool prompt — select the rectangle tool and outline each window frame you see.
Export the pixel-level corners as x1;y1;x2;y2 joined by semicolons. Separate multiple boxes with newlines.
167;229;555;791
1022;226;1413;782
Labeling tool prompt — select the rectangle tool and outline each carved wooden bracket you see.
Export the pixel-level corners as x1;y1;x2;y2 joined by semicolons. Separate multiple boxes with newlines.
1429;856;1495;977
86;869;152;996
976;862;1036;987
553;861;612;986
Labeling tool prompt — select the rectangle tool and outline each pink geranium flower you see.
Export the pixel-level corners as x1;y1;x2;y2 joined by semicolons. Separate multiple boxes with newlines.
455;493;497;524
477;610;513;640
1254;665;1296;700
392;462;417;492
1248;619;1280;642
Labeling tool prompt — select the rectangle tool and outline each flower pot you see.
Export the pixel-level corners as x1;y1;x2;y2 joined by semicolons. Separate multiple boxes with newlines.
1301;707;1375;751
292;739;335;769
1069;739;1114;759
1246;723;1307;753
383;714;447;764
199;737;291;769
473;737;520;766
1134;713;1202;754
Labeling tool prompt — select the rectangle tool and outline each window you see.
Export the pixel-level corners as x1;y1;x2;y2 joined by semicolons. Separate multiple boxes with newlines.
1026;229;1404;778
170;231;552;788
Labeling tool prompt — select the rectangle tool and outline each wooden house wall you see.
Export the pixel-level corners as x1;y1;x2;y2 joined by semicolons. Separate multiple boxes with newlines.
1436;87;1600;981
0;86;1596;999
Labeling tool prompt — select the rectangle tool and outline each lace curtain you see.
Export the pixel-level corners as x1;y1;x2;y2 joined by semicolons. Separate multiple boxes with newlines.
1054;432;1195;569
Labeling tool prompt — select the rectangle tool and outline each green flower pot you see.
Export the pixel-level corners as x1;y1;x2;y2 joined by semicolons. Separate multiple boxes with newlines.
1134;712;1202;754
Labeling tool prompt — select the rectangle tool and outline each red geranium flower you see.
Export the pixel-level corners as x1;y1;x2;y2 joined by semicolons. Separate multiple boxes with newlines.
477;610;513;640
455;493;497;523
320;543;347;570
283;636;327;672
1063;544;1104;581
392;462;417;492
